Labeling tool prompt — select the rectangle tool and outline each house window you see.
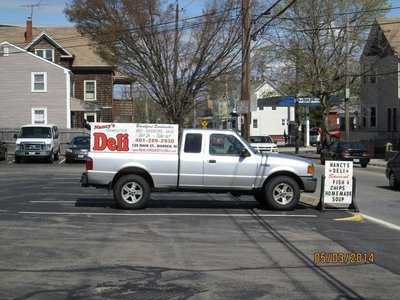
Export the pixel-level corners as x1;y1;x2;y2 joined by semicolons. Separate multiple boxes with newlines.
253;119;258;128
281;119;285;126
35;49;54;62
370;106;376;128
113;84;131;100
393;108;397;132
84;80;96;101
84;112;97;123
388;108;392;132
31;72;47;92
31;107;47;124
2;47;9;57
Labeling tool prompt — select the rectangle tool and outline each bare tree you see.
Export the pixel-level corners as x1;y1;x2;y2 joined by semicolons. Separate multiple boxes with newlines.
257;0;389;138
65;0;242;127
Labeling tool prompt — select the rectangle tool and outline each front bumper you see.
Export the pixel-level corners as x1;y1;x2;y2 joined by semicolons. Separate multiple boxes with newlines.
66;151;88;161
15;150;51;158
300;176;317;192
342;156;370;164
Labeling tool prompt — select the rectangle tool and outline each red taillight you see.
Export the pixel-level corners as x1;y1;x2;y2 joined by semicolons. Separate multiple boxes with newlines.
362;151;369;157
85;157;93;171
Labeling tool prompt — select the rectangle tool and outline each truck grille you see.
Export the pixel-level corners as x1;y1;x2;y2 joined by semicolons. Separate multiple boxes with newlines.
21;143;45;151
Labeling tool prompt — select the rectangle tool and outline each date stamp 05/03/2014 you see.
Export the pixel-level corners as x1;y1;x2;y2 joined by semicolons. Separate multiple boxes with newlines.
314;251;376;265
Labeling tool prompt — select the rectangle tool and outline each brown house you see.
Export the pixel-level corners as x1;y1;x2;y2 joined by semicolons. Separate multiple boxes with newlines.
0;18;135;128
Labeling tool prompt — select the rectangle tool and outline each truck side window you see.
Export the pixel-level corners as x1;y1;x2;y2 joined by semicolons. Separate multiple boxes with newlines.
209;134;244;156
184;133;202;153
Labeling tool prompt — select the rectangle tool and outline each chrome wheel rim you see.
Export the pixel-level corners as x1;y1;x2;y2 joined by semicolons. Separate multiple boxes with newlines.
272;183;294;205
121;181;143;204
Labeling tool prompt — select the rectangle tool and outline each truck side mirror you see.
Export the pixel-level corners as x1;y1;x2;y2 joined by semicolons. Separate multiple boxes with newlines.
240;148;250;157
13;134;18;139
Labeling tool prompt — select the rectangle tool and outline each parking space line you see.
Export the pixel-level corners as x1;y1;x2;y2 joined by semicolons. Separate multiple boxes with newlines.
362;214;400;231
18;211;318;217
29;200;110;203
58;158;66;164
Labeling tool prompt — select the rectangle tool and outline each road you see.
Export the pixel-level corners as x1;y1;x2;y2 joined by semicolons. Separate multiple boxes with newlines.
0;161;400;299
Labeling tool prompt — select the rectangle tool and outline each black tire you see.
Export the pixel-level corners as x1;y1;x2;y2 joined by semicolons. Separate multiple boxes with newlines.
254;191;267;206
65;157;71;164
54;151;59;161
361;163;368;168
15;156;21;163
320;155;325;165
48;151;54;163
389;172;399;190
113;174;150;209
264;176;300;210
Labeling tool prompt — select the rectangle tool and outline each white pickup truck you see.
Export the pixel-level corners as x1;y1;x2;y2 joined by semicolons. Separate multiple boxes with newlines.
81;123;316;210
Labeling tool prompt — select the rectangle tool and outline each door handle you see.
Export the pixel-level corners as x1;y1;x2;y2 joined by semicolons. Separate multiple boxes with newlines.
208;159;216;163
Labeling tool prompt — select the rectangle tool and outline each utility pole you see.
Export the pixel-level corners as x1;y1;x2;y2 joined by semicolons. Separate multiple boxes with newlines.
173;0;179;113
345;16;350;140
295;53;299;154
240;0;251;139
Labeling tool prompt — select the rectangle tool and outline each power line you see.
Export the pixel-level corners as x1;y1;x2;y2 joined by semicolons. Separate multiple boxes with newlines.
252;0;298;40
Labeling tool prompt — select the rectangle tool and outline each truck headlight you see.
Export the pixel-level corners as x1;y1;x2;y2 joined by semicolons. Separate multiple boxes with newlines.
65;149;72;153
307;164;315;175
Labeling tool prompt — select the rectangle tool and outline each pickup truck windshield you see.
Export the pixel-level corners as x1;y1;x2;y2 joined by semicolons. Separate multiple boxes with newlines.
20;127;52;139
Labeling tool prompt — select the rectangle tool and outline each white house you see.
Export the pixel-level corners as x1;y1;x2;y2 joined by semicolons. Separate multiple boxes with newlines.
250;82;295;143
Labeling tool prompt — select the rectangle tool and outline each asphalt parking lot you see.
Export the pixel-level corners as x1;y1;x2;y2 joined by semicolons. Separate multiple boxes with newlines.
1;161;400;299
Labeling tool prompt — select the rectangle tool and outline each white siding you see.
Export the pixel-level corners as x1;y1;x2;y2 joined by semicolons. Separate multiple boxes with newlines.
0;43;68;128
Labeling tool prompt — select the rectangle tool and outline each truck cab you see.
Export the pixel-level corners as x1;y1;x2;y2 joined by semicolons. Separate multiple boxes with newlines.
82;126;317;210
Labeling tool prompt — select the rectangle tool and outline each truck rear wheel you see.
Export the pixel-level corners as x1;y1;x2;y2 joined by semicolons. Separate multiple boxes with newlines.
114;174;150;209
265;176;300;210
254;191;267;206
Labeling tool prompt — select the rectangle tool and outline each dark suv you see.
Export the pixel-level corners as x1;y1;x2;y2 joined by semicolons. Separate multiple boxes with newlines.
386;152;400;190
321;141;370;168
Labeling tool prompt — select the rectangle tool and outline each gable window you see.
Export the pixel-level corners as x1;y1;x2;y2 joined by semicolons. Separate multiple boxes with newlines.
84;80;96;101
35;49;54;62
31;107;47;124
31;72;47;92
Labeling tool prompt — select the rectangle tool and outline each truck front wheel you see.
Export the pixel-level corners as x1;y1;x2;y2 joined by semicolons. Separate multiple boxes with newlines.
265;176;300;210
114;174;150;209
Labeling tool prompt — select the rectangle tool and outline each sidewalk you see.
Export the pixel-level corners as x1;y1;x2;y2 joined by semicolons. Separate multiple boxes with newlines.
279;146;387;168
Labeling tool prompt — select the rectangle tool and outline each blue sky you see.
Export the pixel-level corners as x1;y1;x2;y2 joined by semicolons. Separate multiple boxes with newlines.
0;0;204;26
0;0;399;27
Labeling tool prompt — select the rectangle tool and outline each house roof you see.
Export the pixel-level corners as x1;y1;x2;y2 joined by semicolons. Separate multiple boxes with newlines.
0;26;111;67
370;17;400;55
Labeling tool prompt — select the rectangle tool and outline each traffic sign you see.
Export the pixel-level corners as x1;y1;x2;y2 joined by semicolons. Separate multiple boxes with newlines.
201;120;208;129
297;97;320;106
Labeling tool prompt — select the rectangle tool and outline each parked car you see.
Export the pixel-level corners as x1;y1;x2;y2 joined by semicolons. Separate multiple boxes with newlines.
320;141;370;167
249;136;278;153
386;152;400;190
14;124;60;163
82;124;317;211
0;141;7;161
65;135;90;163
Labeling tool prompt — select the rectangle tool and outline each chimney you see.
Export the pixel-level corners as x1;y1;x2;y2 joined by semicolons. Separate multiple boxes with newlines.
25;17;33;43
